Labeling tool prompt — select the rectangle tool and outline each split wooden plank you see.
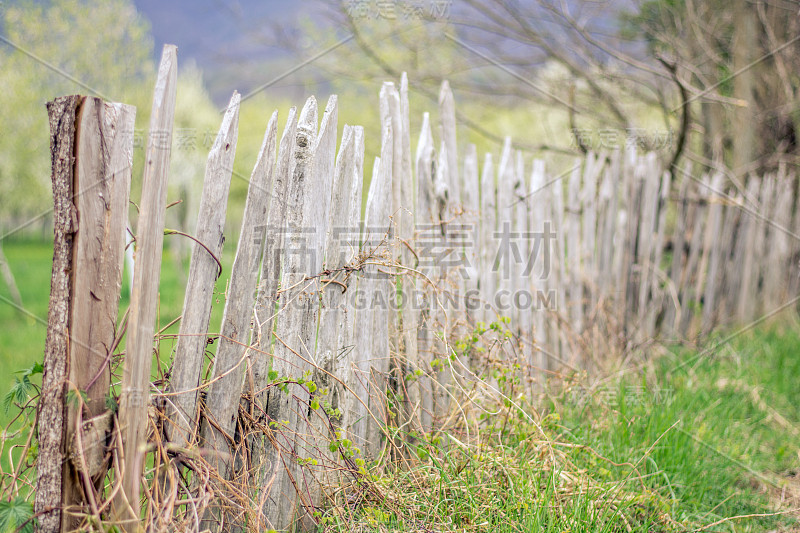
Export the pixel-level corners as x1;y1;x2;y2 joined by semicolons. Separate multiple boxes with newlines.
261;95;341;531
599;151;620;298
678;177;708;337
614;146;635;329
788;173;800;298
513;151;526;329
430;142;453;425
645;170;671;338
299;94;339;520
379;81;416;441
635;154;660;337
290;96;343;529
320;124;364;446
580;152;599;311
258;97;320;531
619;147;641;331
252;107;298;384
462;144;480;323
763;171;793;310
736;177;761;323
37;95;134;531
349;157;384;453
439;80;460;207
358;123;394;459
529;159;550;382
690;174;715;335
496;138;514;325
664;170;690;336
313;124;358;469
337;126;367;445
754;175;775;316
701;173;726;335
114;45;177;530
478;152;497;326
247;109;300;530
398;75;423;438
513;152;533;384
167;91;240;448
548;164;567;363
62;98;135;530
566;162;582;339
413;113;437;433
200;110;275;484
716;194;741;325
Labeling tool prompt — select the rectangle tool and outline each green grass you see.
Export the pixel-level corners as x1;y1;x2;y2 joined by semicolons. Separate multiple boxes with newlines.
0;238;236;409
0;239;53;410
552;330;800;532
321;328;800;532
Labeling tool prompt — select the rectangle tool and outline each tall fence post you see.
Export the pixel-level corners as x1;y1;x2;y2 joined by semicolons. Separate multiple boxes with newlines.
114;44;177;530
36;94;134;532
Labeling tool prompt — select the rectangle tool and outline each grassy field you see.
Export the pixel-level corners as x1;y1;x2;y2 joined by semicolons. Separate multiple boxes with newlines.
0;239;798;532
0;238;235;427
319;328;800;532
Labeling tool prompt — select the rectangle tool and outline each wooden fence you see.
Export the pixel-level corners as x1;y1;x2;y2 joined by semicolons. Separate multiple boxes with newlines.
35;44;800;532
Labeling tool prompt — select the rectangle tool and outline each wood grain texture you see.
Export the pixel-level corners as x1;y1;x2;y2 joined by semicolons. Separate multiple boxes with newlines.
339;126;366;442
167;91;240;450
318;124;362;442
529;159;549;381
261;95;341;531
678;177;708;336
62;97;135;529
261;96;319;532
200;109;275;486
496;138;514;327
646;170;671;338
251;106;298;529
253;107;298;385
414;114;436;433
357;123;393;460
478;152;497;326
737;178;762;322
439;81;460;207
635;154;659;337
115;44;177;531
462;144;480;325
665;171;690;336
398;74;422;439
700;173;725;336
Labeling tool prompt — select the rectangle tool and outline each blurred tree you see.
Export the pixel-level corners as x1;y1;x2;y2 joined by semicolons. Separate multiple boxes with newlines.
293;0;799;182
624;0;800;178
320;1;684;160
0;0;154;229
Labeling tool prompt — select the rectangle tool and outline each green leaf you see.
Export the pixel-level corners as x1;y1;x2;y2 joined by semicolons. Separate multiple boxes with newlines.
268;370;278;382
310;398;320;410
0;496;34;533
16;362;43;377
106;394;119;413
4;375;33;413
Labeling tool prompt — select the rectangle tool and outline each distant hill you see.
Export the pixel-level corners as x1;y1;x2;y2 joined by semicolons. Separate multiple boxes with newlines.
133;0;308;103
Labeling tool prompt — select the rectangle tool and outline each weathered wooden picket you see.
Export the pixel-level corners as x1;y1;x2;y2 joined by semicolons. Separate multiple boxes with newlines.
36;44;800;532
